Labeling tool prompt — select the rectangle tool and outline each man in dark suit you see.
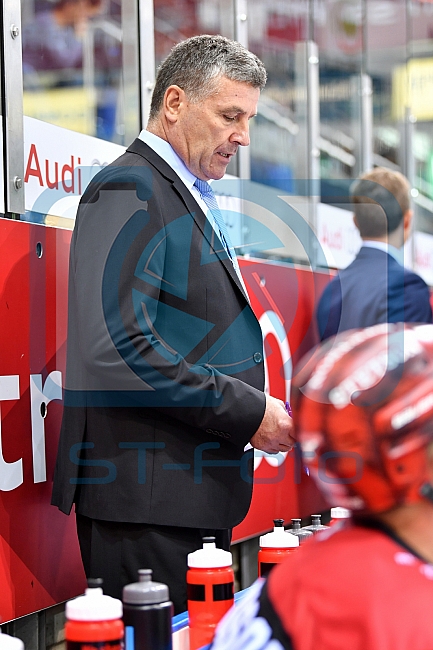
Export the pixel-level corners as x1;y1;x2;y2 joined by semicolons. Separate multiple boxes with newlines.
52;34;294;612
317;167;432;340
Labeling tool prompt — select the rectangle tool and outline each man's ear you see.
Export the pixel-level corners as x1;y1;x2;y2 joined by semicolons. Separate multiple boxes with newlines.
403;209;413;231
163;85;186;124
402;209;413;243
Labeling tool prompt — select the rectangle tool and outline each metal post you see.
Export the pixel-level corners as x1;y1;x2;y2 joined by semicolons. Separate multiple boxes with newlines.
2;0;24;215
294;41;320;267
351;73;373;176
138;0;155;129
360;74;373;172
234;0;250;180
403;108;416;187
402;107;416;265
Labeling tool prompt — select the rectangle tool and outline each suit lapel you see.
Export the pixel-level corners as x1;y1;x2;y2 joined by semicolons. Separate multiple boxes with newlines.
127;139;249;301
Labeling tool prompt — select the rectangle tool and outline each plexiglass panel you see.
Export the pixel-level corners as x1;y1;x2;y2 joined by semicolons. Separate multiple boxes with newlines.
154;0;234;65
153;0;236;177
314;0;365;188
247;0;307;194
407;0;433;238
21;0;140;145
365;0;407;173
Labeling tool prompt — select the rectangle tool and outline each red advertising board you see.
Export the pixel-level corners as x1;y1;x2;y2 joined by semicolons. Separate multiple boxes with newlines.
0;219;329;621
0;219;85;622
233;260;330;541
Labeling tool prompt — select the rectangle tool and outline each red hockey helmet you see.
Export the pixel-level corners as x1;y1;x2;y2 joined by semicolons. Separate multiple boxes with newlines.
292;323;433;513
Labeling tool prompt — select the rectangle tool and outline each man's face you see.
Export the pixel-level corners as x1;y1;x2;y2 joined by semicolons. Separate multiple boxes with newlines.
168;76;260;181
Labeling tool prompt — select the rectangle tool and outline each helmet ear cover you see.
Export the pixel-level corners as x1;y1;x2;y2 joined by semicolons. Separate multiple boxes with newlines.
380;434;433;508
296;397;399;513
296;401;419;513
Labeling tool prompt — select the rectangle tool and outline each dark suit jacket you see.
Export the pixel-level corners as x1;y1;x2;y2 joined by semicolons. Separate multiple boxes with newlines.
317;245;433;340
52;139;266;529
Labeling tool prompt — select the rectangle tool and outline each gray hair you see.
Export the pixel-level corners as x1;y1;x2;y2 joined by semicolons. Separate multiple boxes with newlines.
148;34;267;122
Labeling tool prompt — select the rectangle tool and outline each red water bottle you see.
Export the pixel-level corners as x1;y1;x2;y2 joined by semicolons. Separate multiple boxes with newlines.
258;519;299;577
187;536;234;650
65;579;124;650
329;507;351;526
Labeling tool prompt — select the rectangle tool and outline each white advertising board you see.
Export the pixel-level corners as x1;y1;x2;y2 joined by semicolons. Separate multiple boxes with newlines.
414;231;433;287
317;202;361;268
316;202;423;280
23;116;125;224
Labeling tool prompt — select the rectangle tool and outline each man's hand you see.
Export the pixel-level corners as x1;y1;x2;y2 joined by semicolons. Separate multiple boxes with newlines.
249;395;295;454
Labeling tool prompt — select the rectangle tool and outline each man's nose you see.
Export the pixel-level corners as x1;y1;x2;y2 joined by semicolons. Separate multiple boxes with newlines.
231;120;250;147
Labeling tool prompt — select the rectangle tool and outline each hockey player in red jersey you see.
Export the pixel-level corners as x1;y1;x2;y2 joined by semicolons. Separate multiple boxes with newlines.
211;323;433;650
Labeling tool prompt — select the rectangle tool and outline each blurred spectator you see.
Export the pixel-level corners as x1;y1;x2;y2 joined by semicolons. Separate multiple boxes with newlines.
316;167;432;340
22;0;103;76
22;0;122;140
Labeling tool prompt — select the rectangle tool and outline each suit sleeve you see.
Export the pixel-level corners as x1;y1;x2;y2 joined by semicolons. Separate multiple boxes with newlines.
67;162;266;448
387;271;433;324
316;278;342;341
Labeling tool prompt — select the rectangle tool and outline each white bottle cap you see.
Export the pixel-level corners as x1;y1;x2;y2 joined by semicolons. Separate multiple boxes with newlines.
66;585;123;622
330;507;351;519
0;630;24;650
259;526;299;549
188;537;232;568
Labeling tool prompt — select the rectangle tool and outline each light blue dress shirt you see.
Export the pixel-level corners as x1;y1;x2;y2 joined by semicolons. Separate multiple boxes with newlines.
137;130;248;294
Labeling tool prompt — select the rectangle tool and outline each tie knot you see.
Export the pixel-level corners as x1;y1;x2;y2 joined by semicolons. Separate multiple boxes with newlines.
194;178;213;197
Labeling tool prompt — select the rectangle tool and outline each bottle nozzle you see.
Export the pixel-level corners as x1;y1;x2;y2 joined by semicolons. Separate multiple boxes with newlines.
138;569;152;582
85;577;104;596
273;519;284;528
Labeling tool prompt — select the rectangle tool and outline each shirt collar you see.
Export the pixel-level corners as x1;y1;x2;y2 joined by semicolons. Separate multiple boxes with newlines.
362;240;404;265
138;129;197;192
137;131;249;301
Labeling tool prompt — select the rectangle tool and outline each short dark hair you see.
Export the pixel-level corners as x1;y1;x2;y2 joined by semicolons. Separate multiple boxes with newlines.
148;34;267;123
351;167;411;237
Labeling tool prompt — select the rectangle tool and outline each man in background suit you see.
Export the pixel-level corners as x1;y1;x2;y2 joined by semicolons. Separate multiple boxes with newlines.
316;167;432;340
52;34;294;612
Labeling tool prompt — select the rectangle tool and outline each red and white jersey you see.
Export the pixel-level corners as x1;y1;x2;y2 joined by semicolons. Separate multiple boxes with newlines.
211;521;433;650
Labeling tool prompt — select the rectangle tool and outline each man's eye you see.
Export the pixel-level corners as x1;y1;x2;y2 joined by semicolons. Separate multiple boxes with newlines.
224;115;236;121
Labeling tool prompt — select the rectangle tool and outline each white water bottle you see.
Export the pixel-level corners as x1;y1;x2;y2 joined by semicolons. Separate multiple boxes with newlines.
0;629;24;650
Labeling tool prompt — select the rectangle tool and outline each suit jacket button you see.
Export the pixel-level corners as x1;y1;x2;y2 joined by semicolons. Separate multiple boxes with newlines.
253;352;263;363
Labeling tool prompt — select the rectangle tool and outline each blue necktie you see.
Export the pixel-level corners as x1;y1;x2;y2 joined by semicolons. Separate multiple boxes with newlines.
193;178;238;266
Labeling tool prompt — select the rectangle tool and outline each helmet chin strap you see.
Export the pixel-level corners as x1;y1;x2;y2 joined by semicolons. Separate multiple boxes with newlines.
419;483;433;504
